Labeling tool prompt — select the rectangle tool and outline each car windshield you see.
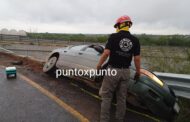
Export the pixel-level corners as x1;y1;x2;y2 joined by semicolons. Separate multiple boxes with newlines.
69;45;87;51
84;47;99;54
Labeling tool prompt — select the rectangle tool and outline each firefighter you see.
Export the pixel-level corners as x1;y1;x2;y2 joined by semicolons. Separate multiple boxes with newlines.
97;15;141;122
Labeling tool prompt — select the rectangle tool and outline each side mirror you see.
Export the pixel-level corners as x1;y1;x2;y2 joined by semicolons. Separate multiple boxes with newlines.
94;46;104;54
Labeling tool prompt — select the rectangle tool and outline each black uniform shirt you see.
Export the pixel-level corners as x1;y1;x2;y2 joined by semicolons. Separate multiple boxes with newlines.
105;31;140;68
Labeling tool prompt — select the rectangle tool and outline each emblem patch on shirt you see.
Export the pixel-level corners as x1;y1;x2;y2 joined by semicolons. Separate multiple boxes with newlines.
119;38;133;52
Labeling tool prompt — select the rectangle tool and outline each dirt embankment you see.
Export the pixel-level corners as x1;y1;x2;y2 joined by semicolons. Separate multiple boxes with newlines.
0;52;43;72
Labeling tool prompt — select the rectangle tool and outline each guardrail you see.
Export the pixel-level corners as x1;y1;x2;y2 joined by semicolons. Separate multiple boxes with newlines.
154;72;190;99
0;47;14;53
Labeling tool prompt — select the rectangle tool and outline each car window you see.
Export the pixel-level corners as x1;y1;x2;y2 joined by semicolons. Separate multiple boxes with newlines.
84;47;99;55
69;45;87;51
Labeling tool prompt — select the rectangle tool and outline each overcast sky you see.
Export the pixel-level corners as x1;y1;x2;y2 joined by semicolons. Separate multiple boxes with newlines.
0;0;189;34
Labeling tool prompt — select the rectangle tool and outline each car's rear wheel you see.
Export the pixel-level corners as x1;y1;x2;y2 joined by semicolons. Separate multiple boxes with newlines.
43;55;58;75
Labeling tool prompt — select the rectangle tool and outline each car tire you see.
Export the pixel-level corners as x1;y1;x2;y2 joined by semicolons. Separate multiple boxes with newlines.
95;76;104;83
14;73;17;78
6;74;9;79
43;55;59;75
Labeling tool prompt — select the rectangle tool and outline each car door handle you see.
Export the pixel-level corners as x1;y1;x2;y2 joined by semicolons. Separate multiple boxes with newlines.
78;52;83;55
64;51;67;53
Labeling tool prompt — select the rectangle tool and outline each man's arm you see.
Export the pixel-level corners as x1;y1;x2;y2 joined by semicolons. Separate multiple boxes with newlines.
97;49;110;70
134;55;141;79
133;37;141;79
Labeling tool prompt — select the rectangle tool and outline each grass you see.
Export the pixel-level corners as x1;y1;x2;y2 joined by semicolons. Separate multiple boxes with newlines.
142;46;190;74
175;97;190;122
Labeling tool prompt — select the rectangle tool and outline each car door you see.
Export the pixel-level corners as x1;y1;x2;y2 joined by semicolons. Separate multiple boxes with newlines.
75;46;102;70
57;45;87;69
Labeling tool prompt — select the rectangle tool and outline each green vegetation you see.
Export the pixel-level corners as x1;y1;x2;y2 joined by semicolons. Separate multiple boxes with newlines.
27;33;108;43
136;34;190;47
27;33;190;47
175;97;190;122
142;46;190;74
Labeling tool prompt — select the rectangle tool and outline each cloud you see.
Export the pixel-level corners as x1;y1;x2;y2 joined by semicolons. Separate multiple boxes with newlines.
0;0;189;34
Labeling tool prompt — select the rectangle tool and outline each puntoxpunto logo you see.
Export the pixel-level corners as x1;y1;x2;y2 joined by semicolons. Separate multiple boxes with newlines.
56;68;117;78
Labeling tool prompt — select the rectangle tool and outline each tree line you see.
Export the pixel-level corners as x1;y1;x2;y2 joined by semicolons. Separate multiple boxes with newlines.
27;33;190;47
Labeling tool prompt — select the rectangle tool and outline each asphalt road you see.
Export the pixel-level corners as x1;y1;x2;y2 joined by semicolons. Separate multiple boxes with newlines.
0;67;79;122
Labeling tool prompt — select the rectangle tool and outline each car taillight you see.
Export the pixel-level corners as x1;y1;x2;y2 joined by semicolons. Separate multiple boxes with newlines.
140;69;164;87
